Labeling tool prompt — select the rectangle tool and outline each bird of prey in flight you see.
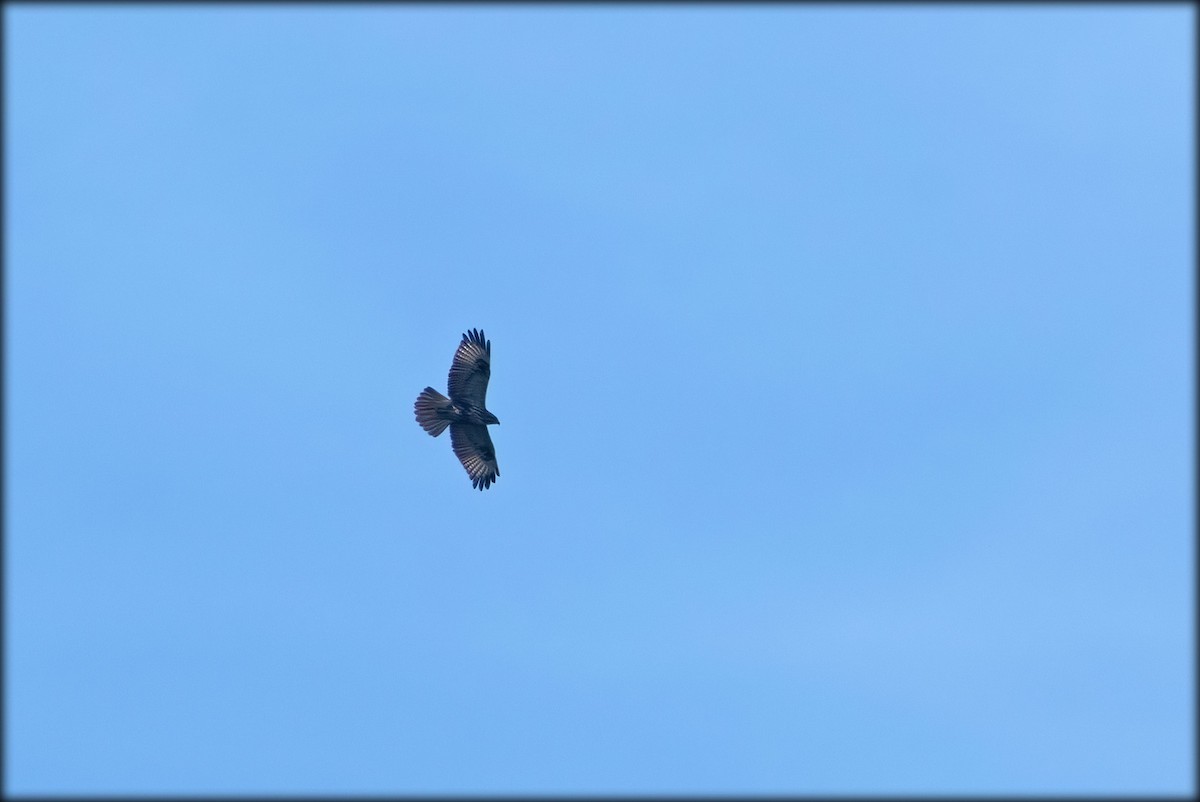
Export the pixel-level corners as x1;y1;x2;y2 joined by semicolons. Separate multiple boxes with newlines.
415;328;500;490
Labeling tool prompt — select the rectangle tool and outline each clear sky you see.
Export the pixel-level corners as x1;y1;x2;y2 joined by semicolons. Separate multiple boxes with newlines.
5;5;1193;795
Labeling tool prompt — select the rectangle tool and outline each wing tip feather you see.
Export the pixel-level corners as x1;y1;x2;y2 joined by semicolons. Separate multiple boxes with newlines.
461;328;489;353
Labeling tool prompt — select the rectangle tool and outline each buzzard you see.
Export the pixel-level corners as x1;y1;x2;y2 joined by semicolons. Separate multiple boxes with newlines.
415;328;500;490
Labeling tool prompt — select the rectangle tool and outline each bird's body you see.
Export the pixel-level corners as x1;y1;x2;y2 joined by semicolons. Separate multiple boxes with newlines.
428;398;497;428
415;329;500;490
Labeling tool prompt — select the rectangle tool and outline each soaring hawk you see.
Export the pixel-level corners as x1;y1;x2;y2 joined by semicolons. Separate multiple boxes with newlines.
414;329;500;490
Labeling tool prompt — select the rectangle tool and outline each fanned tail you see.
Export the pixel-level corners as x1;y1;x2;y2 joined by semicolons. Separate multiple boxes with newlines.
415;387;452;436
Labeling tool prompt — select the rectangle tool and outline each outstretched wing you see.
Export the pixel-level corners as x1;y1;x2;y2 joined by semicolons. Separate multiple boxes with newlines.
450;424;499;490
447;328;491;404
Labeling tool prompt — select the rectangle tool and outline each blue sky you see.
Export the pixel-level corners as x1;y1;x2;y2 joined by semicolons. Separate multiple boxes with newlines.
4;5;1193;795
